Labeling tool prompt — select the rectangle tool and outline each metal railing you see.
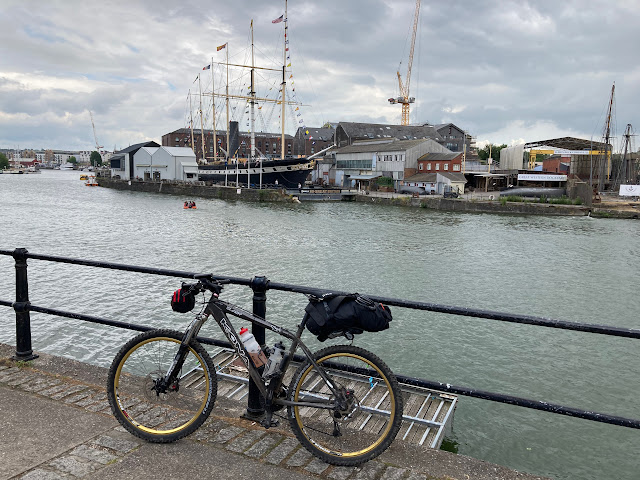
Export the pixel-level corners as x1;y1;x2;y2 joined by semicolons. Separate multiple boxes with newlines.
1;247;639;429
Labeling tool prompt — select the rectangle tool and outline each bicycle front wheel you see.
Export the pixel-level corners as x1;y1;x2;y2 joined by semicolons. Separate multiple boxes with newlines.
288;345;403;466
107;329;217;443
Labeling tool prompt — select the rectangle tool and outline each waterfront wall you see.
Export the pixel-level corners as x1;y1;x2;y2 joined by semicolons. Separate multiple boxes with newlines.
97;177;639;218
355;194;593;216
96;177;291;202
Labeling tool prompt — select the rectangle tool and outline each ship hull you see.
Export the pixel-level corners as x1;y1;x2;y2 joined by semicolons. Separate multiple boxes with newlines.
198;158;312;188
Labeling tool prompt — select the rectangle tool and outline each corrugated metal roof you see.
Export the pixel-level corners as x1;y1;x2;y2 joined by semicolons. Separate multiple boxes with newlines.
338;122;443;141
336;138;433;154
417;152;462;162
524;137;608;150
438;172;467;182
163;146;196;157
405;172;467;183
297;127;334;141
405;173;437;182
117;141;159;154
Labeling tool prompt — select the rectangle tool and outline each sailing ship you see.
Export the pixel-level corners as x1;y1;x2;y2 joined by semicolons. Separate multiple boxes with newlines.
194;2;317;188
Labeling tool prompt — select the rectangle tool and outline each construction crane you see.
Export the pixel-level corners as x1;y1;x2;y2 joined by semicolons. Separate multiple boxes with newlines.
388;0;421;125
90;110;103;153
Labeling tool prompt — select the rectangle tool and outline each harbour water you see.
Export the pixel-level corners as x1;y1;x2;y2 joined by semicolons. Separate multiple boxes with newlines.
1;170;638;480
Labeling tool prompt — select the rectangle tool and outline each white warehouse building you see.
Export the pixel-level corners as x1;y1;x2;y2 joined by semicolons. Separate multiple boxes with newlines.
133;146;198;182
110;142;198;182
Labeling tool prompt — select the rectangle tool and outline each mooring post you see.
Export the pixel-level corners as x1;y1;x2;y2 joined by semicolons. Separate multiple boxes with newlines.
12;248;38;361
244;275;269;419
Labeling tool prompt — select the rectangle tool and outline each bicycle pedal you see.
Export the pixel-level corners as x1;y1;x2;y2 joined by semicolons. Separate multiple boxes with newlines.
260;415;278;429
260;410;273;429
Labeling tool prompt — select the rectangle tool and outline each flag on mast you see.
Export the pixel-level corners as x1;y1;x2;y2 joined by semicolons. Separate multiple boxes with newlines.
202;65;211;70
217;43;227;51
272;14;284;24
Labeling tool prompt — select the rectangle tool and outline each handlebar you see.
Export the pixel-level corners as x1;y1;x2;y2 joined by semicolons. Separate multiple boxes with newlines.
190;274;231;295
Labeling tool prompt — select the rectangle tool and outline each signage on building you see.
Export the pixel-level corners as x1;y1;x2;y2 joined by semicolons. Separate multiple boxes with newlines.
619;185;640;196
518;174;567;181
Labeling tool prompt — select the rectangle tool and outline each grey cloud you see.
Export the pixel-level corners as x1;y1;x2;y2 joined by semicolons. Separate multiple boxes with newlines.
1;0;639;150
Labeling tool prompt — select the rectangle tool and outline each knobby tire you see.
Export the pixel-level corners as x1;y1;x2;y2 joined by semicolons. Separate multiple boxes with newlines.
106;329;217;443
287;345;403;466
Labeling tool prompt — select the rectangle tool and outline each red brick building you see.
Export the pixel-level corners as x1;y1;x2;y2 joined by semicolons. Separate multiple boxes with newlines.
416;152;463;174
162;127;294;163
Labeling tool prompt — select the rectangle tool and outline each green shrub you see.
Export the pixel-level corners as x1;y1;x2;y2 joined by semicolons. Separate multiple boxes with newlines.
502;195;524;202
376;176;394;187
548;196;573;205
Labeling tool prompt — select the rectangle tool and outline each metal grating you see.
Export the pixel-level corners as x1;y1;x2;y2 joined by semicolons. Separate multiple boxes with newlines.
189;347;457;449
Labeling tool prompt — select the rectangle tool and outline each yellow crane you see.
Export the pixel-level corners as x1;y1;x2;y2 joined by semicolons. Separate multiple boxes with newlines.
388;0;421;125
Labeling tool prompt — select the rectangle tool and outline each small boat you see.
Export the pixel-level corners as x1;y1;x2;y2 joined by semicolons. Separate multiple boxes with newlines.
183;202;197;209
80;174;89;180
85;175;99;186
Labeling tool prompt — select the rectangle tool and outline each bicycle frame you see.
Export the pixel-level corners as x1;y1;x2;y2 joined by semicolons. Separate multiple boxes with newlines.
170;291;342;411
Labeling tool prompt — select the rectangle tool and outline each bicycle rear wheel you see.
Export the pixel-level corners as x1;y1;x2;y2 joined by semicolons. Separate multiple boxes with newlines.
107;329;217;443
288;345;403;466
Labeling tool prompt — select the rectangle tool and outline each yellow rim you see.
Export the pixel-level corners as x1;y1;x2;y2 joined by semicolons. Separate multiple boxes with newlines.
114;336;210;435
293;352;396;457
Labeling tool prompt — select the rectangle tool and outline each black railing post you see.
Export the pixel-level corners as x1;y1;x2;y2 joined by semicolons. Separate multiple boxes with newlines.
244;275;269;420
12;248;38;361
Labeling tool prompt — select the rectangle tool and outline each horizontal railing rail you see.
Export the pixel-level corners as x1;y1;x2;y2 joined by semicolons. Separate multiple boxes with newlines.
1;248;639;430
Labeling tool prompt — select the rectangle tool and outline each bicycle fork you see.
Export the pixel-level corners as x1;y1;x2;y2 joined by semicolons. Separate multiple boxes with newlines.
157;312;210;395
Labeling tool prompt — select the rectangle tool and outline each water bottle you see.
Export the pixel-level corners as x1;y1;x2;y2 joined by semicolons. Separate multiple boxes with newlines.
263;341;285;380
239;327;267;367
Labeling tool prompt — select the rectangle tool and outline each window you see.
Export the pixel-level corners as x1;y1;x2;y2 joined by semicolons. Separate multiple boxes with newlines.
336;159;373;169
427;163;431;170
419;164;423;170
444;164;449;170
435;163;440;170
453;164;461;171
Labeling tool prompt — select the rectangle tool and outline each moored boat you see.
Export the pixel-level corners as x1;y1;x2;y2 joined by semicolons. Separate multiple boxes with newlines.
198;157;313;188
85;175;99;186
191;1;322;189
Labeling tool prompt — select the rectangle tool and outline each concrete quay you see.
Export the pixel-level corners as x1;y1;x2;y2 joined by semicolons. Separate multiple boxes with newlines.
0;344;548;480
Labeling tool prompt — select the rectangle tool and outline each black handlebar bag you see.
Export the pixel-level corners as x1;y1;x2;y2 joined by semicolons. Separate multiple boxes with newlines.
304;294;392;341
171;285;196;313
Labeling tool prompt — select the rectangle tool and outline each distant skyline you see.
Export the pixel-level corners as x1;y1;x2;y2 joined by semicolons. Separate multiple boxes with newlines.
1;0;638;152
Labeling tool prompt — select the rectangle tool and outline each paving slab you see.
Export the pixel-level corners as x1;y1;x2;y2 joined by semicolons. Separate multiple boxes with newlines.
0;386;117;479
89;440;321;480
0;343;549;480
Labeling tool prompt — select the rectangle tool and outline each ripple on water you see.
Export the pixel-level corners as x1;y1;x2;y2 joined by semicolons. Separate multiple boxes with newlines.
1;171;639;480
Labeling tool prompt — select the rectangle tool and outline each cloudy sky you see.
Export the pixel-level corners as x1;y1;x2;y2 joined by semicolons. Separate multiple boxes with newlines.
1;0;638;152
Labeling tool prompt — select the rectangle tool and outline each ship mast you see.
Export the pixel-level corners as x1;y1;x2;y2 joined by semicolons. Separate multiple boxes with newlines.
249;19;255;188
189;90;195;151
599;83;614;191
281;0;288;161
198;74;206;163
211;56;217;162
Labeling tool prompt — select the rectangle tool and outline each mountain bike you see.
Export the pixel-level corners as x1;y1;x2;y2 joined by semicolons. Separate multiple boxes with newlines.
106;274;403;466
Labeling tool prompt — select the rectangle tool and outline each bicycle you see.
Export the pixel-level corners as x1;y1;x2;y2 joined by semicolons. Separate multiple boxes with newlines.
106;275;403;466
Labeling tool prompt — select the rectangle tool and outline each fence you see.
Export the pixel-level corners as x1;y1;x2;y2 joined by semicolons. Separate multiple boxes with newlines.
1;247;639;429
